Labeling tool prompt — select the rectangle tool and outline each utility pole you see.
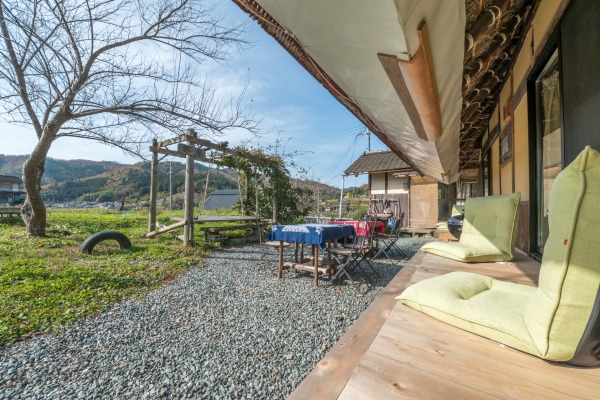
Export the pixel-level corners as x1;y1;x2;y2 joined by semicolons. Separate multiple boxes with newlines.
339;175;345;220
316;182;321;222
358;127;371;152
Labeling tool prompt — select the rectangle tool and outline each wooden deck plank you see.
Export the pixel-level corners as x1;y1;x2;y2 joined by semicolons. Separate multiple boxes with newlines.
341;303;599;399
337;252;600;400
288;255;421;400
292;249;600;399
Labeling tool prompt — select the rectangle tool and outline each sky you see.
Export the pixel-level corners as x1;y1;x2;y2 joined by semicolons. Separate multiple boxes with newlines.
0;1;388;189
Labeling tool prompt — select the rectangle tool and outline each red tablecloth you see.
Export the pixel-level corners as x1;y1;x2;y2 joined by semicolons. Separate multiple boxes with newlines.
330;220;385;236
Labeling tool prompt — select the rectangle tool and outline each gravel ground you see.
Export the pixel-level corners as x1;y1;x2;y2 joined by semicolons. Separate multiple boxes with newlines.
0;238;430;399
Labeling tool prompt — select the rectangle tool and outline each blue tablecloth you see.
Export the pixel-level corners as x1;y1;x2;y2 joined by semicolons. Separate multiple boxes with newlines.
268;224;354;247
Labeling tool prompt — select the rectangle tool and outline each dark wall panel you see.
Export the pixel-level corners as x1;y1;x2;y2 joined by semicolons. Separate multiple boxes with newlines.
561;0;600;163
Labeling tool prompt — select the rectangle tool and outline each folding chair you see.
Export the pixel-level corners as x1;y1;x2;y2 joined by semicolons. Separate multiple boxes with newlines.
371;212;407;263
329;216;378;283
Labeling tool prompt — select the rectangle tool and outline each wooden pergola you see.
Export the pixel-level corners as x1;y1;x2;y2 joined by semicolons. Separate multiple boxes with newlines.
144;129;279;246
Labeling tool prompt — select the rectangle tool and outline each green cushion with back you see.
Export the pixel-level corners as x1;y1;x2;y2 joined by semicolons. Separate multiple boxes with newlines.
398;146;600;366
420;192;521;262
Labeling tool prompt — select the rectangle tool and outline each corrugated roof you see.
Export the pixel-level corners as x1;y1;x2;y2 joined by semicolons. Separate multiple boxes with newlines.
203;189;241;210
344;151;412;175
210;189;240;196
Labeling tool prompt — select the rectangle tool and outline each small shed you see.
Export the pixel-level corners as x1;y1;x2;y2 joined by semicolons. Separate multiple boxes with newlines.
203;189;241;211
344;151;439;228
0;175;25;205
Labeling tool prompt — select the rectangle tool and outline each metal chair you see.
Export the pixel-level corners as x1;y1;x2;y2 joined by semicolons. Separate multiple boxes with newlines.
329;215;378;283
371;212;407;263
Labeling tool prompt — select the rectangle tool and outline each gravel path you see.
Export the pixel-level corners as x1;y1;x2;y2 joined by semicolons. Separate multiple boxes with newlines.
0;238;429;399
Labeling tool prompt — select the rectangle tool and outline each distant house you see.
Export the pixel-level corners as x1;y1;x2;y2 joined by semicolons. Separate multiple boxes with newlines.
344;151;441;228
0;175;25;205
203;189;241;211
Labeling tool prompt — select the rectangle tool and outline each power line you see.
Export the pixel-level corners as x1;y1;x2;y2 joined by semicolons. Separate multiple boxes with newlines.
288;125;363;152
319;135;359;184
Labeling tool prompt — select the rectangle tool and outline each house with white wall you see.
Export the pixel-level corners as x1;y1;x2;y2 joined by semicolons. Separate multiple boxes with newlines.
344;151;439;228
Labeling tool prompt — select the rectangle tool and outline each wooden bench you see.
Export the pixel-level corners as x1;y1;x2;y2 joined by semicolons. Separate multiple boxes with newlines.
199;224;263;243
0;208;21;219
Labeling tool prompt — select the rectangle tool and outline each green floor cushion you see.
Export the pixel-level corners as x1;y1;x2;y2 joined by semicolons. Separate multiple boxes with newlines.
421;192;521;262
420;241;515;262
398;271;539;356
524;146;600;365
399;147;600;366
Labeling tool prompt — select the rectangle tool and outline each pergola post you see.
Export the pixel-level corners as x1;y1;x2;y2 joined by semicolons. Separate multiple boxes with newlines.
148;138;159;234
183;130;196;246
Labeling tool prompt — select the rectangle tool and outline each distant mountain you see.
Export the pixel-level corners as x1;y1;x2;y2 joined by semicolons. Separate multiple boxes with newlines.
0;154;346;205
0;155;124;184
41;160;239;203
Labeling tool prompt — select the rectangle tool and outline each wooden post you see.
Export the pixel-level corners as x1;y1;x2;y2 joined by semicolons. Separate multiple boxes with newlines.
313;245;319;286
148;139;159;234
183;130;196;246
144;220;187;238
278;241;284;279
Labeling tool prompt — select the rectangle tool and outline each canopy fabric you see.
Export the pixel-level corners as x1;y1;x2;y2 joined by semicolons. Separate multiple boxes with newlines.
236;0;466;183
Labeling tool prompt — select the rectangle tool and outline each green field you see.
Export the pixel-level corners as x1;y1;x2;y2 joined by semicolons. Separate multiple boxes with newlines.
0;209;235;346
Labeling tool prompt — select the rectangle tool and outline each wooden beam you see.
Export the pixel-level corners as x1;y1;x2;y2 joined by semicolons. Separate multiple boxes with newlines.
143;220;187;238
190;137;229;151
378;53;428;141
415;20;443;141
397;20;443;142
177;143;206;159
149;146;185;159
149;146;211;163
157;134;187;148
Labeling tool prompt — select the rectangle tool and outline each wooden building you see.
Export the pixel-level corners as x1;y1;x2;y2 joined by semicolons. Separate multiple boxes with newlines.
232;0;599;258
232;0;600;397
343;151;439;228
0;175;25;205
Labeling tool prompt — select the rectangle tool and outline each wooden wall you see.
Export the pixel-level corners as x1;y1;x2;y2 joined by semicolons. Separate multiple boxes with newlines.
408;176;438;228
481;0;570;253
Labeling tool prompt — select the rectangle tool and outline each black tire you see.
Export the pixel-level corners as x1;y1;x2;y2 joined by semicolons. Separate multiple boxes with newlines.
80;231;132;254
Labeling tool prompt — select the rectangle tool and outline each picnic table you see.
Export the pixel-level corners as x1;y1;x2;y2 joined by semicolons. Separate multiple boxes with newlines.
169;215;269;242
268;223;354;285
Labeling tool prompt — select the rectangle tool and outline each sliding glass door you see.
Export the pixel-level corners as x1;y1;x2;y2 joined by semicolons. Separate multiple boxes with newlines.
534;49;562;255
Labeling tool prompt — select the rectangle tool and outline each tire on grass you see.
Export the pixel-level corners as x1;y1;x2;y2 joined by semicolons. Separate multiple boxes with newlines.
80;231;132;254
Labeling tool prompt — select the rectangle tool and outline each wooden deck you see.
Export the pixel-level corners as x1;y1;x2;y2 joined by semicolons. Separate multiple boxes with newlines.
289;251;600;399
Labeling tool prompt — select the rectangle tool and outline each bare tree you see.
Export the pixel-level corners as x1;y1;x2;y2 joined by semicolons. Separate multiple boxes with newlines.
0;0;256;236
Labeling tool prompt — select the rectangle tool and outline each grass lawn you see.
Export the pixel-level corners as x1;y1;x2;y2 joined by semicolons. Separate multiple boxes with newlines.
0;209;238;346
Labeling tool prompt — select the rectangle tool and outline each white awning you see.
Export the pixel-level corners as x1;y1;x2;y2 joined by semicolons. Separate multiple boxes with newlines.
250;0;466;182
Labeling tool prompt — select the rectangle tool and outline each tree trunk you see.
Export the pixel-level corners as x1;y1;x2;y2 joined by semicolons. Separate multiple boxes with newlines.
119;195;127;211
21;133;55;237
21;157;47;236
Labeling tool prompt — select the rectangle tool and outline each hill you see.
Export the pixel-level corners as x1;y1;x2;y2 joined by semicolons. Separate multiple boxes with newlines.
0;155;124;184
1;154;353;208
41;161;239;204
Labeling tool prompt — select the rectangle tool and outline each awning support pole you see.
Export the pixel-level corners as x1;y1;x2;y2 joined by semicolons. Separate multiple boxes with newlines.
338;175;345;219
